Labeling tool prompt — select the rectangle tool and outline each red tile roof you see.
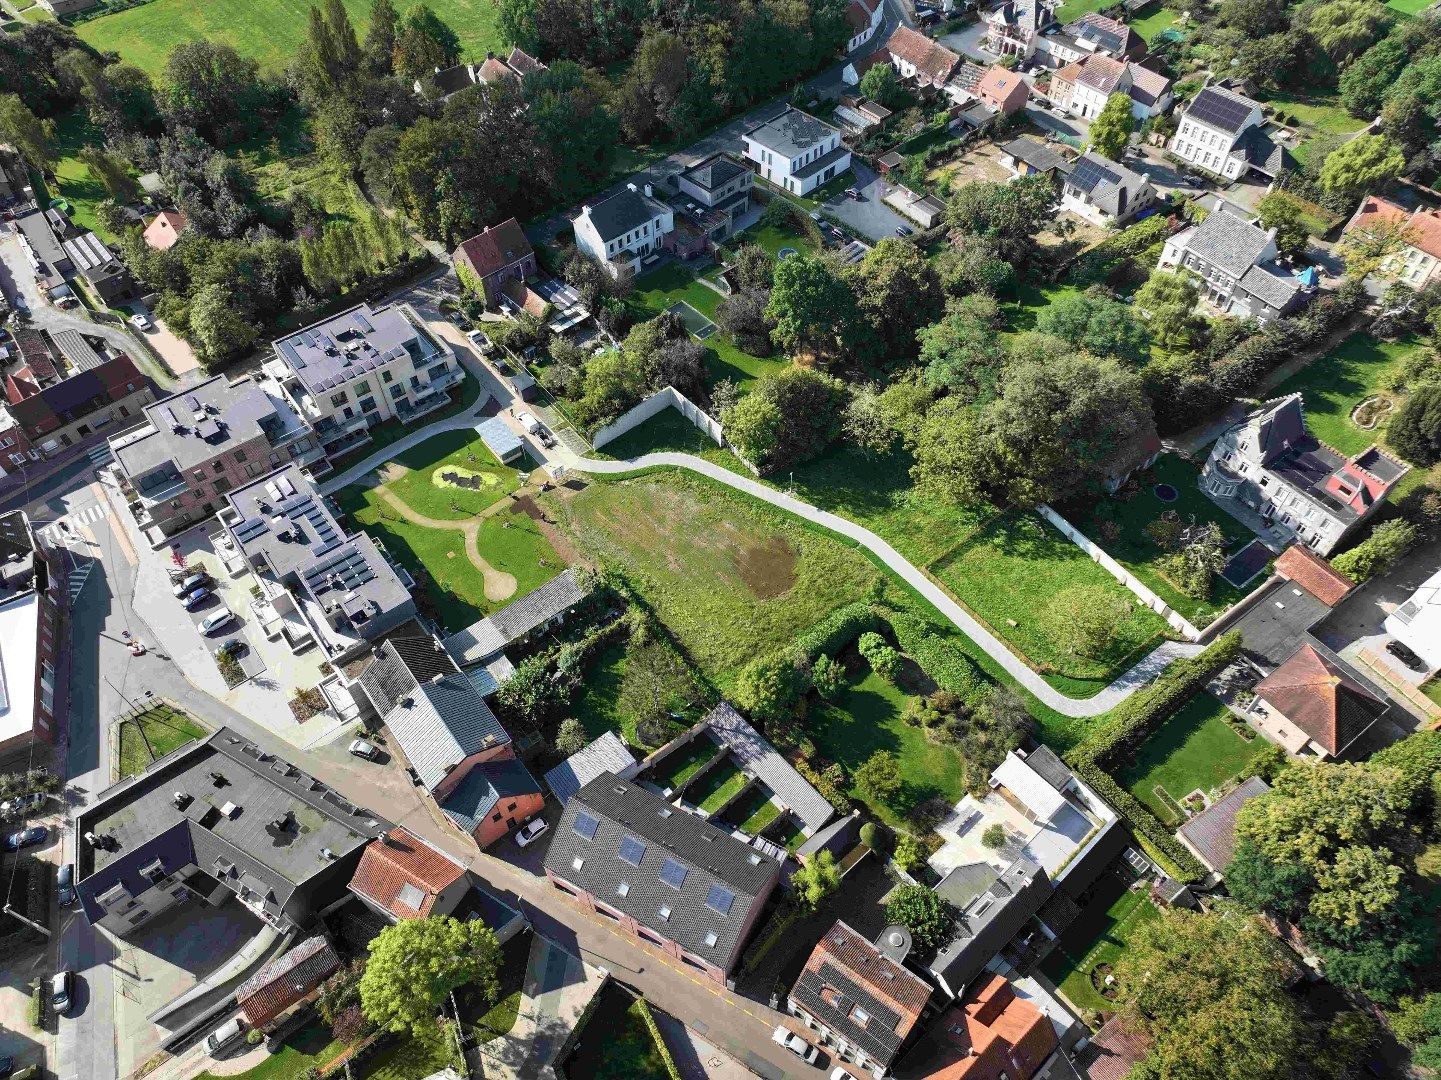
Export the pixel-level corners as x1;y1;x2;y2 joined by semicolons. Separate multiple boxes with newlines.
1348;195;1441;261
1274;544;1353;607
1255;644;1387;756
798;920;931;1041
349;828;466;919
888;26;960;85
1076;1017;1150;1080
478;56;522;88
454;218;534;280
906;975;1057;1080
977;66;1029;113
236;936;340;1028
142;210;187;251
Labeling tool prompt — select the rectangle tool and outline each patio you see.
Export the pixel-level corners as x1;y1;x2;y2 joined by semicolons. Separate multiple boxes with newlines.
929;788;1095;880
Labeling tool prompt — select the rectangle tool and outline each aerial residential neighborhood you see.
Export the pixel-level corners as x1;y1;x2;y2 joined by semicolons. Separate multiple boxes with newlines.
4;0;1441;1078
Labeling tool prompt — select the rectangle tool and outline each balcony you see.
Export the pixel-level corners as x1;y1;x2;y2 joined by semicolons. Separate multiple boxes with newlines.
134;475;188;505
294;444;330;471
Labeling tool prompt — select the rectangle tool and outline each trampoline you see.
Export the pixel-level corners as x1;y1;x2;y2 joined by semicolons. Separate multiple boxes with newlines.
778;246;799;260
1220;539;1272;589
1154;483;1179;503
665;300;717;340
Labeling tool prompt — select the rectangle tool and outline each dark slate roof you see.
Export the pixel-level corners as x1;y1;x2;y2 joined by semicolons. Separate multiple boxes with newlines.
543;730;637;805
1000;137;1071;175
1233;125;1290;176
1239;263;1303;310
681;155;749;192
543;773;781;964
744;107;842;159
441;758;543;833
360;635;510;790
1022;745;1072;792
581;189;670;243
929;857;1052;994
1183;206;1272;278
703;704;834;833
1185;85;1258;135
793;961;907;1065
443;570;587;665
1178;776;1270;872
1066;153;1149;218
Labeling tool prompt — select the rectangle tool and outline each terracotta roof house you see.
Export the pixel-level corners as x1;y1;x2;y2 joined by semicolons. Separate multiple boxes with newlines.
785;920;932;1076
899;974;1059;1080
236;936;341;1030
349;828;469;920
1343;194;1441;290
1254;643;1389;759
887;26;961;89
1274;545;1354;608
1075;1017;1150;1080
452;218;537;308
976;66;1030;115
1177;776;1271;873
142;210;187;252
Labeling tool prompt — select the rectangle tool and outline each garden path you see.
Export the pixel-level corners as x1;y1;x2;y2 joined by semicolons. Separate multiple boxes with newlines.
376;487;518;603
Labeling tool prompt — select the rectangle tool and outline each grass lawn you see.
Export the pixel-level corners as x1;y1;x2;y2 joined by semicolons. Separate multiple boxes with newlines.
467;935;528;1043
118;706;207;779
808;667;968;829
649;736;721;790
79;0;503;78
194;1023;341;1080
35;111;118;242
689;759;749;814
379;428;524;521
1061;455;1266;626
572;643;635;744
1270;333;1422;457
353;1025;455;1080
770;815;806;852
724;785;782;834
1054;0;1113;23
1127;6;1180;40
933;512;1172;691
1039;875;1161;1014
1256;90;1367;137
626;263;788;388
1424;679;1441;708
550;471;887;686
720;220;821;262
1116;693;1265;825
1387;0;1431;13
565;990;672;1080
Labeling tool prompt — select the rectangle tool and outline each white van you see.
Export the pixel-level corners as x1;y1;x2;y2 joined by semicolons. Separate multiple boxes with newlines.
205;1018;247;1055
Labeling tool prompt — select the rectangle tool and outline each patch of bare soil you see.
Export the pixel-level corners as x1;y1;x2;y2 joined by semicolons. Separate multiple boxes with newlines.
732;534;797;599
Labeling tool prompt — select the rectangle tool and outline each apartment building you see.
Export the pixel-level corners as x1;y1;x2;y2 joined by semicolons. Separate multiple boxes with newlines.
0;511;63;759
742;107;852;197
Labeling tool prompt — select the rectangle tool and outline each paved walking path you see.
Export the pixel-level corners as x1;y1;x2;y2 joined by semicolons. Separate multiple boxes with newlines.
318;413;487;493
376;486;518;602
562;451;1206;717
478;936;607;1080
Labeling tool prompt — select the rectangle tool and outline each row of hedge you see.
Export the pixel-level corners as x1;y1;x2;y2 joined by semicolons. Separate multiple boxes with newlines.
633;997;683;1080
795;601;884;661
883;610;987;706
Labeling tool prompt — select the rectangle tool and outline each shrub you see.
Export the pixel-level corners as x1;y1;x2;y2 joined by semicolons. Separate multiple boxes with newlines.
982;823;1006;849
856;750;904;807
893;832;926;874
797;758;852;813
884;885;954;952
795;602;883;660
1332;519;1419;582
554;719;589;756
634;997;683;1080
811;654;846;699
858;632;901;680
885;612;986;704
636;714;685;749
859;821;890;853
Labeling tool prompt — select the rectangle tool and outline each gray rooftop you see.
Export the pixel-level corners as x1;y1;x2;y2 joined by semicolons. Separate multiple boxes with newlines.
1178;776;1270;872
76;728;388;925
114;374;309;483
703;703;835;834
48;329;106;372
544;730;637;806
1184;84;1260;136
744;107;842;160
579;188;671;244
444;569;587;665
272;304;443;395
1238;263;1304;310
544;773;781;966
441;758;543;832
1183;206;1273;278
1000;137;1071;175
929;855;1052;995
680;155;750;192
62;232;121;277
1066;152;1149;218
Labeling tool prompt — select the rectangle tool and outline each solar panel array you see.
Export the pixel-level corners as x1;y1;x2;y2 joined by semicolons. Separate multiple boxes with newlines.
1187;87;1254;133
303;542;377;597
618;835;647;866
1068;154;1121;195
659;857;689;889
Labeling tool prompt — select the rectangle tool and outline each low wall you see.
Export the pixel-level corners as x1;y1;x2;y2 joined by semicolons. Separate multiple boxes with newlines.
1038;505;1202;641
590;387;724;451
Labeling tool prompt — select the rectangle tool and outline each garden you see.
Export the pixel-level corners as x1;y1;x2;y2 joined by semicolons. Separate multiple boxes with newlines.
1038;873;1161;1015
561;986;676;1080
117;704;207;780
1115;692;1266;826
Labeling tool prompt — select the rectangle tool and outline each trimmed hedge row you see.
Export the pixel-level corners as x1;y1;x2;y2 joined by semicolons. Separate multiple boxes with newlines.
796;601;884;662
634;997;683;1080
1072;759;1205;881
883;610;987;706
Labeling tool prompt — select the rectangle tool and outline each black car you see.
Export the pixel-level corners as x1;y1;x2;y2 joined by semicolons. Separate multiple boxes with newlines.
3;826;45;851
57;863;76;907
1386;639;1426;670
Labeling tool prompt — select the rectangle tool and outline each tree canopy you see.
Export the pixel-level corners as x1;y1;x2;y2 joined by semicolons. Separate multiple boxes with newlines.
359;915;500;1035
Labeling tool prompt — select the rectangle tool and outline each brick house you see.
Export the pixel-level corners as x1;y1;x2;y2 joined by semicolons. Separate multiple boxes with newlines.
452;218;537;308
7;342;153;461
0;511;63;759
236;936;341;1031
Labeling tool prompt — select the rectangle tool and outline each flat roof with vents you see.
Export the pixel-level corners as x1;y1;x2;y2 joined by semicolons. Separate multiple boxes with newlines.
271;303;442;394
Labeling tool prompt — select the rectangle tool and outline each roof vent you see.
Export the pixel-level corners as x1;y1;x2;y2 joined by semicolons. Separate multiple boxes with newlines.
320;848;337;861
209;771;228;787
220;801;240;818
430;673;444;684
172;791;191;809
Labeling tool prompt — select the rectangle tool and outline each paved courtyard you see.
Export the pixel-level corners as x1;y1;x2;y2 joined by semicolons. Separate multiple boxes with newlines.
817;162;915;242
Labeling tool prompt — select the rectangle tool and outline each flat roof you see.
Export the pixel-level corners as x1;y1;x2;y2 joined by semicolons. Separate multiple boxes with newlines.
0;591;39;747
272;304;443;395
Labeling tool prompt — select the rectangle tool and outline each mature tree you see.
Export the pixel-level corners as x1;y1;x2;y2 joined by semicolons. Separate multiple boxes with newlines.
1113;908;1304;1080
76;146;138;201
810;654;846;699
615;28;688;140
859;60;902;107
525;61;619;202
793;849;840;909
1338;212;1416;280
554;718;588;756
359;915;499;1035
1321;133;1406;196
715;288;775;356
855;749;904;806
1134;268;1203;349
364;0;400;74
919;294;1006;401
0;95;54;172
731;243;775;291
857;632;901;681
1218;0;1289;37
732;650;807;722
161;41;274;146
393;3;461;81
884;885;954;952
616;639;700;735
1332;518;1419;581
1226;839;1312;920
722;366;846;472
946;173;1058;266
1342;32;1412;118
1307;0;1391;64
1087;92;1135;160
766;253;858;363
937;233;1014;297
1388;383;1441;465
187;283;260;366
1387;54;1441;120
843;383;898;456
876;371;934;450
1033;288;1150;365
1041;584;1132;660
852;239;944;366
1256;192;1313;261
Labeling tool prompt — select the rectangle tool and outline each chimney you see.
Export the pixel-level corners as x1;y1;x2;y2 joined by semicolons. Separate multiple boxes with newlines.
644;183;653;198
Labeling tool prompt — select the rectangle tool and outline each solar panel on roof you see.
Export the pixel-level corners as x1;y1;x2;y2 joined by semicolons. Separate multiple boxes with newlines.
354;312;373;333
573;811;600;839
278;475;296;497
618;835;646;866
1069;155;1118;194
1188;88;1253;133
659;857;688;889
706;884;735;915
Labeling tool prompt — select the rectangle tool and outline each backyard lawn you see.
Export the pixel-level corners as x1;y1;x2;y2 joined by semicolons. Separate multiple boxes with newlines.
549;471;888;686
770;815;806;852
194;1022;341;1080
1116;693;1265;826
1270;333;1423;458
35;112;117;242
648;736;721;790
688;760;749;814
1387;0;1431;12
563;988;672;1080
1127;5;1180;40
730;786;782;834
378;429;526;520
353;1025;455;1080
1054;0;1111;19
1039;875;1161;1014
79;0;503;78
118;706;207;780
808;666;968;829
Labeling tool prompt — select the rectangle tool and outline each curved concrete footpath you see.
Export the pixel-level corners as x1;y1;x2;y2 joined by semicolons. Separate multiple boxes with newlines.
319;412;485;493
564;451;1205;718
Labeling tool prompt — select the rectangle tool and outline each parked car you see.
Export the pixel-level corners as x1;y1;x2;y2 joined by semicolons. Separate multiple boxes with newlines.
216;639;246;659
57;863;76;906
204;1018;247;1055
348;739;380;761
129;312;152;331
844;187;860;199
895;225;914;237
0;1054;13;1078
183;587;213;611
172;571;210;598
50;971;72;1016
3;826;45;851
1386;639;1426;670
514;817;550;847
200;609;235;635
466;329;493;353
0;791;46;818
771;1025;819;1064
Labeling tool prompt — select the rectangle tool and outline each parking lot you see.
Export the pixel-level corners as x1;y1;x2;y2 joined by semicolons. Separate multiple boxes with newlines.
170;566;264;682
817;161;915;242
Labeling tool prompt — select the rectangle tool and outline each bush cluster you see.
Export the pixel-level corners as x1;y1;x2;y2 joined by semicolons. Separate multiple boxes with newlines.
883;612;986;705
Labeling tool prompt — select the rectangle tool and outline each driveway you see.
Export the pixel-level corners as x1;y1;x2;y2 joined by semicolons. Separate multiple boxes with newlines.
1024;105;1088;142
817;163;915;242
123;301;201;382
940;18;995;62
1127;146;1207;198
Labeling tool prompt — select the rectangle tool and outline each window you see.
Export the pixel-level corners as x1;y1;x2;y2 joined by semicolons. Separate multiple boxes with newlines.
573;811;600;839
617;882;630;897
571;856;585;871
390;384;405;400
330;392;348;408
703;931;718;948
506;802;517;812
618;835;646;866
705;885;735;916
850;1006;870;1027
360;397;378;414
492;812;502;822
342;406;355;420
234;448;247;462
659;858;688;889
245;462;262;477
382;371;394;384
355;380;371;395
658;905;671;921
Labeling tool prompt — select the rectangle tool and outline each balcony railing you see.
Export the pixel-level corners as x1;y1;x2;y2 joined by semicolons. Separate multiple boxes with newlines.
135;475;188;505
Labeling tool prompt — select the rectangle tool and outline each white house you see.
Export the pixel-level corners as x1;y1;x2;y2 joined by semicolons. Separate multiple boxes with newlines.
572;184;675;280
1168;84;1289;180
846;0;884;51
1158;205;1312;323
742;107;852;197
1059;152;1155;226
1343;194;1441;290
1384;565;1441;671
1049;55;1171;121
1035;11;1146;68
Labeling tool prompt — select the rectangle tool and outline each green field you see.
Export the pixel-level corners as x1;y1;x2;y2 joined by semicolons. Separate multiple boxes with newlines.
1386;0;1430;15
79;0;504;79
1270;333;1422;457
118;706;207;779
1040;876;1160;1013
353;1026;455;1080
379;428;525;520
1117;693;1265;825
808;667;968;828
